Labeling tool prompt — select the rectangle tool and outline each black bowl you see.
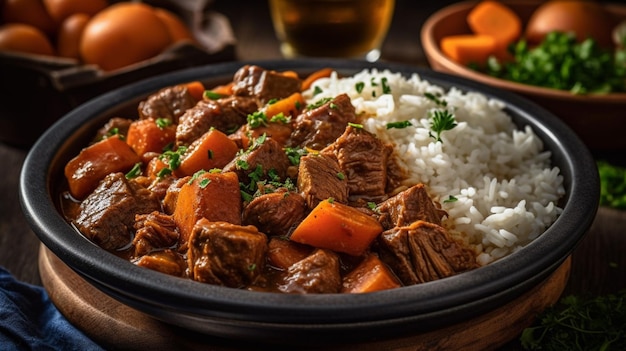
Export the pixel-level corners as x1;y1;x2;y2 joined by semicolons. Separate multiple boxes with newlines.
19;59;599;344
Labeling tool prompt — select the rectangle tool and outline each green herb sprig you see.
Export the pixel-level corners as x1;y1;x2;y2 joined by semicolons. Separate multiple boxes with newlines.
520;290;626;350
429;109;457;143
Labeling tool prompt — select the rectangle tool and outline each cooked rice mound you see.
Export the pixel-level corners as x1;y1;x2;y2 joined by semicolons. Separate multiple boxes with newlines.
303;69;565;265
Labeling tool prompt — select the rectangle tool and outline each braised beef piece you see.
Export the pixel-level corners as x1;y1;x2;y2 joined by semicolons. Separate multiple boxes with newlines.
325;125;393;203
176;96;258;146
162;176;189;215
242;190;306;237
187;219;267;288
278;249;342;294
93;117;132;143
288;93;357;150
232;65;302;104
297;153;348;209
377;221;477;285
377;184;448;230
132;211;179;257
222;136;291;185
138;84;197;123
147;175;177;202
134;249;187;277
74;172;161;251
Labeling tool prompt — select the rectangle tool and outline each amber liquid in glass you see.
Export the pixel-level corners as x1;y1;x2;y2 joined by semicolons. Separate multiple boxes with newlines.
269;0;395;61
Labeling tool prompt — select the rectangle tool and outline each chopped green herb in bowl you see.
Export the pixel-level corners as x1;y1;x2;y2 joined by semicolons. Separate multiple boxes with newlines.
480;32;626;94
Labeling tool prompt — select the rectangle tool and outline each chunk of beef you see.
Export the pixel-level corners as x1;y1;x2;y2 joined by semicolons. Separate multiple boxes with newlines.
176;96;258;146
377;221;477;285
74;172;161;251
138;84;197;123
132;211;179;257
377;183;448;230
278;249;342;294
326;125;393;202
223;137;291;185
297;153;348;209
242;190;306;237
232;65;302;104
187;219;267;288
93;117;132;143
134;249;187;277
147;175;177;202
162;176;189;215
288;93;357;150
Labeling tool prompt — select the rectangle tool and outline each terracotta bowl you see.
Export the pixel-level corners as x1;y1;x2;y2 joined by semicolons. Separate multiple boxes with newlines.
19;60;599;348
421;0;626;151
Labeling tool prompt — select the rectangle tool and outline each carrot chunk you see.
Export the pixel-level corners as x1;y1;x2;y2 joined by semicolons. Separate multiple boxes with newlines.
205;81;234;99
172;171;242;243
185;81;206;101
176;128;239;177
126;118;176;157
290;199;383;257
301;67;333;91
440;34;497;66
342;254;402;293
263;92;305;119
467;0;521;55
64;135;140;199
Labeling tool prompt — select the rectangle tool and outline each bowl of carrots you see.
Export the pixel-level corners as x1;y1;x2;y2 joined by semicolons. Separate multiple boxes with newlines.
421;0;626;151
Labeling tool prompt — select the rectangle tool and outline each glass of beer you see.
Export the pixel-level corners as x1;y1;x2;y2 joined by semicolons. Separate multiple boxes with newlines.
269;0;395;62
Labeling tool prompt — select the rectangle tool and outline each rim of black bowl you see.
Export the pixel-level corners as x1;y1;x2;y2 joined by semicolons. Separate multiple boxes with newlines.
19;59;599;332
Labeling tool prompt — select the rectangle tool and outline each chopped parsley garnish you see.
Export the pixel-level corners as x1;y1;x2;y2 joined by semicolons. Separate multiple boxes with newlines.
247;111;269;128
285;147;308;166
336;172;345;180
355;81;365;93
348;122;364;129
443;195;458;203
429;109;457;143
381;77;391;94
307;97;333;110
104;127;123;140
203;90;223;100
188;170;207;185
366;202;380;214
483;31;626;94
313;86;323;96
386;121;412;129
236;159;250;171
158;146;187;177
155;118;172;129
424;92;447;107
125;163;142;179
198;178;211;189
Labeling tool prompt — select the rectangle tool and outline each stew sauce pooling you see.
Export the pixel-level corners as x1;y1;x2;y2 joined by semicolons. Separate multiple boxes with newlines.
62;65;478;294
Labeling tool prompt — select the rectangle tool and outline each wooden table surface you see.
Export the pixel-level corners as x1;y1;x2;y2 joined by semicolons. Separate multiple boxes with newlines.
1;0;625;349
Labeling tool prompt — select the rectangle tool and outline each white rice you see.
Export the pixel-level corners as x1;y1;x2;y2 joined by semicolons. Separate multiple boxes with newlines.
302;69;565;265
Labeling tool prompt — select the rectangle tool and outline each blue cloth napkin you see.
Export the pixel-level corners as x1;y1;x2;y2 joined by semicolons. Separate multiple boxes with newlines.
0;266;104;351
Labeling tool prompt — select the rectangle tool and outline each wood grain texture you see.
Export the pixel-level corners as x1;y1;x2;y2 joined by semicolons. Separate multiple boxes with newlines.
2;1;625;349
39;244;570;351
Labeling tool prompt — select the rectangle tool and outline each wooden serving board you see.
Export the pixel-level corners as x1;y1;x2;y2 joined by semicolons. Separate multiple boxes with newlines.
39;244;571;351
